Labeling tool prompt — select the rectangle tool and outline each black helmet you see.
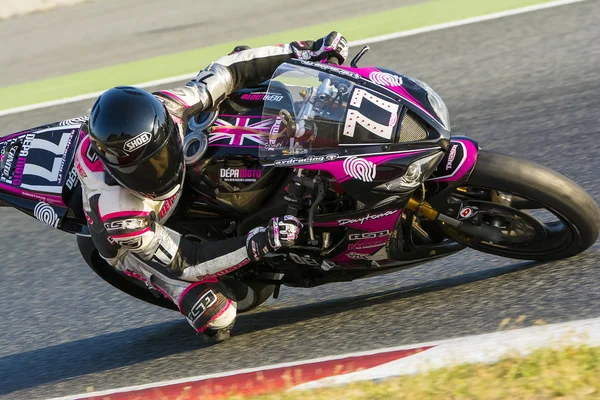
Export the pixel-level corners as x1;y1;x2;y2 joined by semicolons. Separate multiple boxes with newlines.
88;86;184;200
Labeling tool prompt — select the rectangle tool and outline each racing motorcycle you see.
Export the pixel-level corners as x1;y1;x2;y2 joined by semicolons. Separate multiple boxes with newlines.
2;47;599;313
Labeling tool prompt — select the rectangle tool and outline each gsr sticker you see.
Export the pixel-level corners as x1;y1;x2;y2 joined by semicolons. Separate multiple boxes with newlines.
189;289;218;322
104;218;148;231
349;230;390;240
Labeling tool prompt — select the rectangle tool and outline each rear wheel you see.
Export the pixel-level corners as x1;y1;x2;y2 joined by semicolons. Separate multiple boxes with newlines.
77;236;178;311
440;151;600;260
221;274;276;313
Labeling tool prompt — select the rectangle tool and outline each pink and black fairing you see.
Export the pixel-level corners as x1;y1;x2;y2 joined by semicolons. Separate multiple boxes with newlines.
183;61;477;212
180;60;480;283
0;118;88;234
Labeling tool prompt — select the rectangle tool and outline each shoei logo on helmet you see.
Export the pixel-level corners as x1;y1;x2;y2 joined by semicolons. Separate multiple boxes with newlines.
123;132;152;152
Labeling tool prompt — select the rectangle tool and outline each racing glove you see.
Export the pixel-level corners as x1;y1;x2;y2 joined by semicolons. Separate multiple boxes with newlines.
291;31;349;65
246;216;303;262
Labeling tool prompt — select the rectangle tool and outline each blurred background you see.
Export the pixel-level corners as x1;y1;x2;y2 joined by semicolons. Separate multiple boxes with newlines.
0;0;419;86
1;1;599;399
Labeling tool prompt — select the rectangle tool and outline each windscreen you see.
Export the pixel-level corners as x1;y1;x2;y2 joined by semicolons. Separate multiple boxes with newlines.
260;63;400;164
260;64;355;163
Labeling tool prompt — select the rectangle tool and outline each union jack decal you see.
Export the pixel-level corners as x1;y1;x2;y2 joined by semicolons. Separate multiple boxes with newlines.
209;117;274;147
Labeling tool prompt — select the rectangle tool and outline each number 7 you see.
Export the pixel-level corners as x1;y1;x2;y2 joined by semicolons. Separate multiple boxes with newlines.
343;88;400;140
22;157;62;181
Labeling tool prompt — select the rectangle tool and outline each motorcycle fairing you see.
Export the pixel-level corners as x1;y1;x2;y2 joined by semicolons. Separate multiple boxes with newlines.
245;63;455;268
300;147;442;206
267;205;402;273
335;65;437;119
317;206;402;264
291;59;450;136
301;149;432;183
425;136;480;213
305;137;477;267
0;119;87;232
428;138;478;183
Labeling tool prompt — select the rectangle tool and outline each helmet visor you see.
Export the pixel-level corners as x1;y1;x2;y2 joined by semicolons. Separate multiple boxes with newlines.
106;130;184;199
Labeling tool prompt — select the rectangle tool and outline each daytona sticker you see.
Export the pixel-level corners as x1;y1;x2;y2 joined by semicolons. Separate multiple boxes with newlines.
338;209;399;226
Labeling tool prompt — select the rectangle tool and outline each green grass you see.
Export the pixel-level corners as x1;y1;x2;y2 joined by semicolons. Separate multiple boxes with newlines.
239;345;600;400
1;0;560;110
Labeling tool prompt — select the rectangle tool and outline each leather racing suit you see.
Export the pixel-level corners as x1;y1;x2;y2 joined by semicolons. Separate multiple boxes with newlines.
75;32;348;338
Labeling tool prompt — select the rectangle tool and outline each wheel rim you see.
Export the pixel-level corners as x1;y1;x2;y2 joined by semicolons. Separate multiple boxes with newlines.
443;186;574;256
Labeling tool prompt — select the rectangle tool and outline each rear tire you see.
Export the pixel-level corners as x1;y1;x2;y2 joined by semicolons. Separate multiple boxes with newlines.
221;274;276;313
77;236;178;311
442;150;600;260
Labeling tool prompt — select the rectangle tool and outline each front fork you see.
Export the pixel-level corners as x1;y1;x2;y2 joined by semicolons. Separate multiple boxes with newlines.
404;196;501;243
398;136;501;243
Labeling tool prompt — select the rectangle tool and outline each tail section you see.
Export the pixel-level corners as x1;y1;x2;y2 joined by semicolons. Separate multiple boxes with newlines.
0;116;88;232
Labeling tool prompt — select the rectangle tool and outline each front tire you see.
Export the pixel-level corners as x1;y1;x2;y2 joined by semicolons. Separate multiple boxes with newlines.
441;150;600;260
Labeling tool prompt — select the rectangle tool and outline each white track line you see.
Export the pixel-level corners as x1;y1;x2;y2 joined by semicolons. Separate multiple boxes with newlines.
0;73;197;118
293;316;600;391
349;0;589;47
0;0;589;118
47;317;600;400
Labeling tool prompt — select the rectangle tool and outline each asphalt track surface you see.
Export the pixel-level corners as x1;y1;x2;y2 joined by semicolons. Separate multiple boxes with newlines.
0;0;422;86
1;2;600;399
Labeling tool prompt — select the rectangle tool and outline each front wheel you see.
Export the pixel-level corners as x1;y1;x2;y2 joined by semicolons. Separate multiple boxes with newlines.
440;150;600;260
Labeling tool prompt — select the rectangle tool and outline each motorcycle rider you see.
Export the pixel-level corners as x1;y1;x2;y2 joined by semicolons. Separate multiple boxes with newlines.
76;32;349;342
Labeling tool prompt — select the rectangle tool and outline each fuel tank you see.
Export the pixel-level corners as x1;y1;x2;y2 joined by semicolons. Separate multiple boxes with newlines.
184;86;290;213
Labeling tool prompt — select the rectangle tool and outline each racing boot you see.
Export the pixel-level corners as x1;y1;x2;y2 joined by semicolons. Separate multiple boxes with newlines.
178;281;237;343
203;321;235;343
